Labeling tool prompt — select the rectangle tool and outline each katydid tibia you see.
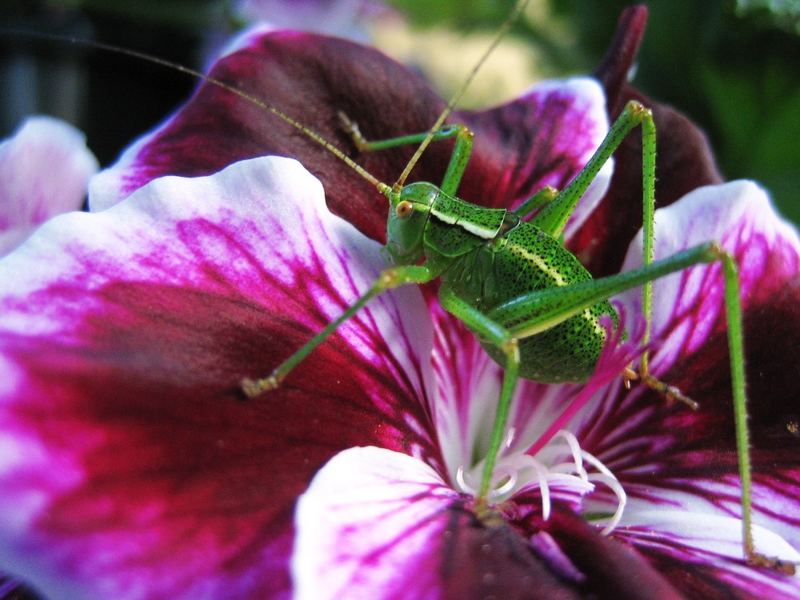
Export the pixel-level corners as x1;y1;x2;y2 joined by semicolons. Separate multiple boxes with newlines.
10;1;794;575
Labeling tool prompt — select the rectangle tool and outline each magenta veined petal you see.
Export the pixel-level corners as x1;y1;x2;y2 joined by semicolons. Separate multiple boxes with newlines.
616;508;800;599
618;180;799;373
293;447;685;599
0;116;98;256
0;156;440;599
557;180;800;592
292;446;458;599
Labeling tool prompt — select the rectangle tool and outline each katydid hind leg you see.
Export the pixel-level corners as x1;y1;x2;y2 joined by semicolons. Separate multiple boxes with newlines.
241;264;435;397
622;100;785;570
719;252;796;573
530;100;653;239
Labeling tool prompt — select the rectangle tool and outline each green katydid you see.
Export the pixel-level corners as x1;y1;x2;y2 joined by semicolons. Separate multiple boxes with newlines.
231;3;789;574
11;0;792;574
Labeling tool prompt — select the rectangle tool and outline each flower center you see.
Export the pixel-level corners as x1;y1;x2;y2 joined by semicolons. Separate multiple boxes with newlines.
454;429;626;535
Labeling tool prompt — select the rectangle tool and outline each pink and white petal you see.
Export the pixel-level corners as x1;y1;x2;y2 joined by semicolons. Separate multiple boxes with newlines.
618;180;799;374
292;446;458;599
617;509;800;599
609;182;800;501
0;116;98;255
569;181;800;574
429;304;502;482
0;157;437;598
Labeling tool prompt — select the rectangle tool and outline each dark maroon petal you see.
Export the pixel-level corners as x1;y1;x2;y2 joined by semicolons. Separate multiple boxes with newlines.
573;4;724;276
592;5;648;116
91;30;611;244
545;507;684;600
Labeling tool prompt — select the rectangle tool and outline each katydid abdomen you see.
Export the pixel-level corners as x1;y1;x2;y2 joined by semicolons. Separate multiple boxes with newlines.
434;217;617;383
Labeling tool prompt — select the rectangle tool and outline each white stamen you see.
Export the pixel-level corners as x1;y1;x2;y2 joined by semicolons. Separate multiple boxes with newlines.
554;430;587;480
504;426;516;448
492;470;518;498
579;447;627;535
531;460;551;520
455;465;475;495
589;473;627;535
452;429;626;536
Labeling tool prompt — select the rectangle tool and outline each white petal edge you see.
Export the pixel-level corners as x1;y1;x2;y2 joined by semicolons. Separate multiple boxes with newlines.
0;116;98;255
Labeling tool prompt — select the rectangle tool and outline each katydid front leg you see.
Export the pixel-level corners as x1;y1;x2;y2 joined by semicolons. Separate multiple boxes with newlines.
241;264;436;397
339;113;474;196
340;114;561;217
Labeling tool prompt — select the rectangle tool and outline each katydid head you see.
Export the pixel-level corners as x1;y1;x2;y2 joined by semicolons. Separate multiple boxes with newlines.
384;182;439;264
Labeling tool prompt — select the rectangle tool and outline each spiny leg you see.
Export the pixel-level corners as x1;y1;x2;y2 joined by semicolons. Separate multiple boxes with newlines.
489;244;722;338
627;100;696;406
525;100;693;405
718;251;796;573
241;264;435;397
438;285;520;507
338;112;474;197
440;243;723;509
474;240;792;571
438;242;723;515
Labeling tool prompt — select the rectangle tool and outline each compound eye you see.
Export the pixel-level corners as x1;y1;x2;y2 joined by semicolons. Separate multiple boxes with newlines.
396;200;414;218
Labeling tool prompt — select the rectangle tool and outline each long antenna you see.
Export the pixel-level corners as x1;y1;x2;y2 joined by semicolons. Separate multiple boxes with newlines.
2;30;391;196
392;0;530;191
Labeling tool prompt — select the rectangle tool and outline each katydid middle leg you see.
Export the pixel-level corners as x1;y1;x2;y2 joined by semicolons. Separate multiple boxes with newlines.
528;100;693;403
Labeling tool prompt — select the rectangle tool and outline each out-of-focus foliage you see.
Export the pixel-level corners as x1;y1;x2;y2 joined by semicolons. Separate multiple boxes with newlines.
552;0;800;224
391;0;800;224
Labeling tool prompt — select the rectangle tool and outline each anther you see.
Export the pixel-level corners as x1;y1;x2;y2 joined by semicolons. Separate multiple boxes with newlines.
622;365;638;389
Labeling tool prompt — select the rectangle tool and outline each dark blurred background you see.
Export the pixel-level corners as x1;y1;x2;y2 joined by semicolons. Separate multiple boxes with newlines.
1;0;798;223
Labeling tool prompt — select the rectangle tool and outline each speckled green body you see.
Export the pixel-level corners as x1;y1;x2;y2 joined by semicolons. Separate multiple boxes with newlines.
439;220;616;383
388;182;618;384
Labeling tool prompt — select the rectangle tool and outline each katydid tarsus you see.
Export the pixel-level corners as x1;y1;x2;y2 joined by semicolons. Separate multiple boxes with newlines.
12;1;793;574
